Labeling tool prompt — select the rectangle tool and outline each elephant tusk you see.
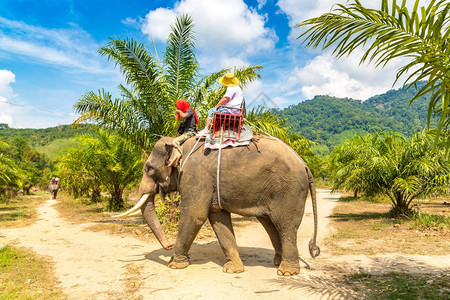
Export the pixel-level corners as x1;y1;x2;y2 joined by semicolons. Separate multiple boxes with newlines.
128;210;142;216
112;194;149;218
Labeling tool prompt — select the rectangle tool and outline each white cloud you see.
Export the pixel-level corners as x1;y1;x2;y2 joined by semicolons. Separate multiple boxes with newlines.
0;17;113;74
257;0;267;9
141;0;276;70
283;52;407;101
0;69;15;98
142;8;177;41
270;0;423;105
0;69;16;125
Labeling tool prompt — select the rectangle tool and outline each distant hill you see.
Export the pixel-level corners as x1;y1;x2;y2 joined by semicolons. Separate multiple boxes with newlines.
277;82;438;151
0;124;95;147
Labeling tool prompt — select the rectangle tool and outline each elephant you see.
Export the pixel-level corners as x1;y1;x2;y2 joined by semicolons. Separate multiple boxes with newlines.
117;134;320;276
48;183;59;199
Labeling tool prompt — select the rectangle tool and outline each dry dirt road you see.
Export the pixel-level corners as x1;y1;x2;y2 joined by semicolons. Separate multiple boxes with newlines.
1;190;448;299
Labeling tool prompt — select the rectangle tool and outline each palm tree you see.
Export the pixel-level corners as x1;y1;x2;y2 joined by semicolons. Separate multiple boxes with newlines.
57;130;143;211
297;0;450;147
0;139;22;201
329;131;449;215
74;14;262;151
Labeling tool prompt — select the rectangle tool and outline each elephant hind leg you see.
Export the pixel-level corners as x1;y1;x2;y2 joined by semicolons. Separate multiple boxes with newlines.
276;225;300;276
256;216;282;266
208;211;244;274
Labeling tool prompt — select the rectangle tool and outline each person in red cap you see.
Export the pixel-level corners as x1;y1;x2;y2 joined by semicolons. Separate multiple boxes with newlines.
172;99;198;157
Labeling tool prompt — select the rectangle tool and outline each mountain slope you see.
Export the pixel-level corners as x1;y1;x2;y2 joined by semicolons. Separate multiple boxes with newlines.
277;83;438;150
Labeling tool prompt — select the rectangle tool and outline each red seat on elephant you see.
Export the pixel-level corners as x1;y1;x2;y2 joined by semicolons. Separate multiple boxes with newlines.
212;106;243;139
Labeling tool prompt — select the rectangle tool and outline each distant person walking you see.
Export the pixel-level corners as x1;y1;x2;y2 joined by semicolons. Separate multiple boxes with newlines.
49;176;60;200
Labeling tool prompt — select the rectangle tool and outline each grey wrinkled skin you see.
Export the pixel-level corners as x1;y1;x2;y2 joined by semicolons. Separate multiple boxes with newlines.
48;183;59;200
139;135;318;276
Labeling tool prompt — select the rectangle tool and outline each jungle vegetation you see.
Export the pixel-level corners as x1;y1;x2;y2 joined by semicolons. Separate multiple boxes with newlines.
297;0;450;148
56;130;143;210
1;9;448;216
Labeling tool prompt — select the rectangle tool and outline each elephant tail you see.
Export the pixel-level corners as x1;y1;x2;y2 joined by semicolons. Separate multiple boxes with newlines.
306;166;320;258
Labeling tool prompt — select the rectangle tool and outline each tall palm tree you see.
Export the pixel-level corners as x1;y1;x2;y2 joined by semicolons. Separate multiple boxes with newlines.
297;0;450;147
74;14;262;150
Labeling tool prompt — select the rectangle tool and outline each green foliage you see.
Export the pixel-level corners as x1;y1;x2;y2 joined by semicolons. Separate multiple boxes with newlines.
0;245;64;299
56;129;143;211
297;0;450;148
155;195;180;231
0;137;52;200
328;131;449;216
37;137;85;161
277;83;439;150
74;14;262;152
0;245;18;267
410;211;449;231
0;124;95;147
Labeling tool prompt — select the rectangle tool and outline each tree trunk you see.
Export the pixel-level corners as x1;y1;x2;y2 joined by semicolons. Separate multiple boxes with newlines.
109;186;124;211
90;186;101;203
392;192;411;216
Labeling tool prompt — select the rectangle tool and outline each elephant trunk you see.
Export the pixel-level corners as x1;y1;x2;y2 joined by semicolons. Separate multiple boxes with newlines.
139;182;173;250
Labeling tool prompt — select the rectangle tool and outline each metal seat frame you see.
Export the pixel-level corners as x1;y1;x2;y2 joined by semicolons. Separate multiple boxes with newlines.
212;106;244;139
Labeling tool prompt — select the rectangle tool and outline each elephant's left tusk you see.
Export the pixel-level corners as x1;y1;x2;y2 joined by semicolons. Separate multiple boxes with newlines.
112;194;149;218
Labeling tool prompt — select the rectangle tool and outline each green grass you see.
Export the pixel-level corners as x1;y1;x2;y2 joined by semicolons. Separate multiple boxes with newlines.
339;195;388;203
410;211;450;231
0;246;64;299
346;272;449;299
0;195;42;227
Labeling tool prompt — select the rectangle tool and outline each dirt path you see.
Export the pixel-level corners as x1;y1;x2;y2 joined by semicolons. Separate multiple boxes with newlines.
1;190;448;299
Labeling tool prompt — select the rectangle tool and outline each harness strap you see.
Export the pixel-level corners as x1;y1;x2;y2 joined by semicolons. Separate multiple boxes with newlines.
180;133;205;172
216;127;224;209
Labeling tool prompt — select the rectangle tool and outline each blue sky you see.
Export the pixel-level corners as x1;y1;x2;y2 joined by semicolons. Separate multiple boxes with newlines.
0;0;407;128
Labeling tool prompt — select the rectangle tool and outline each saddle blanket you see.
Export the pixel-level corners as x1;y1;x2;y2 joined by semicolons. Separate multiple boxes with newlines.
204;124;253;150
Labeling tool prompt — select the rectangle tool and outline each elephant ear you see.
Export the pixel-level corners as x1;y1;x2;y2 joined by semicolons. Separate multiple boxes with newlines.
164;143;175;166
165;142;182;168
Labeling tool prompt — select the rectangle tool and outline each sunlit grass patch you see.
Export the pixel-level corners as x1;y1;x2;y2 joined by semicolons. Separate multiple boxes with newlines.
0;246;65;299
410;211;449;231
339;195;388;203
0;195;45;228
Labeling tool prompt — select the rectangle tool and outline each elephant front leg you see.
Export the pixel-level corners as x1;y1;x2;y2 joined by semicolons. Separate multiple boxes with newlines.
168;198;210;270
209;211;244;273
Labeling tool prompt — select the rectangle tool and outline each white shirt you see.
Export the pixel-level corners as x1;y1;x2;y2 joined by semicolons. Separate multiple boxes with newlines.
223;85;243;108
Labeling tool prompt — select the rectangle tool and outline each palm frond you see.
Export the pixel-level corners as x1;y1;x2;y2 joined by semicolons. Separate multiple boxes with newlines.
163;14;199;101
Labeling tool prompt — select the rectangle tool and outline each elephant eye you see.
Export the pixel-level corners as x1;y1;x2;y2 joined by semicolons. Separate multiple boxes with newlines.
145;163;157;178
144;163;153;174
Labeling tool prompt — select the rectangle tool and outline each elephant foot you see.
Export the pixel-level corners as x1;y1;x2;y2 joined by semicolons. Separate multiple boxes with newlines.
222;260;244;274
274;253;282;266
168;255;190;269
277;261;300;276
